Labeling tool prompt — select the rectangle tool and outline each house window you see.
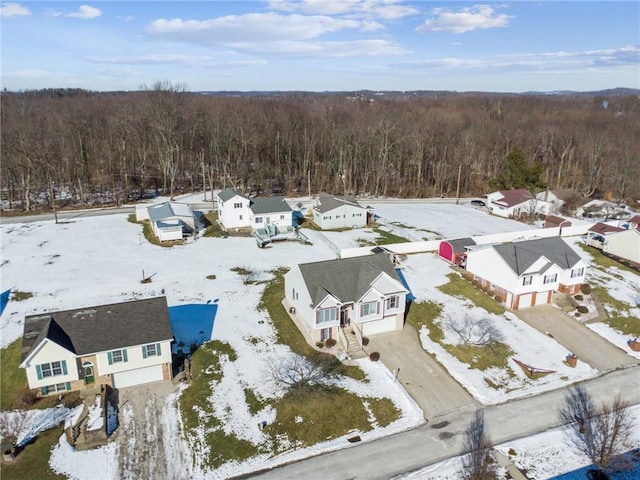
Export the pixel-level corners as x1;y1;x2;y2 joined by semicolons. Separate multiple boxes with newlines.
239;215;243;220
108;349;128;365
234;203;242;208
255;217;263;224
571;268;584;278
48;383;68;392
522;276;533;286
543;273;558;284
386;296;399;309
142;343;161;358
316;307;337;324
360;301;378;317
280;215;285;220
37;360;66;379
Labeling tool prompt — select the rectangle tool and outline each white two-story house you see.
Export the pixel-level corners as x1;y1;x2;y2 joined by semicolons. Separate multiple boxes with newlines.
465;237;588;310
284;253;409;350
20;297;174;395
216;188;252;230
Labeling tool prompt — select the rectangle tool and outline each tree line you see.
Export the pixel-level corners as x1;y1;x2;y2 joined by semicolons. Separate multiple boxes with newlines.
2;82;639;211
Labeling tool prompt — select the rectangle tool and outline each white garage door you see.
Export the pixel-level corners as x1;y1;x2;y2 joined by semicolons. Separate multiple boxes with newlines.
361;316;397;336
518;293;533;309
112;365;164;389
535;291;550;306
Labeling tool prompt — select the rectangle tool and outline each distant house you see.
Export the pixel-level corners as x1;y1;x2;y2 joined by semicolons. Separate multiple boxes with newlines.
141;202;195;242
602;229;640;265
19;297;174;396
536;189;587;215
311;193;369;229
465;237;588;310
284;254;409;349
486;189;550;219
627;215;640;231
216;188;251;230
438;238;476;267
585;222;625;249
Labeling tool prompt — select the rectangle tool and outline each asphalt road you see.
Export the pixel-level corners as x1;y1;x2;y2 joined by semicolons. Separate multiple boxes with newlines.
0;206;135;224
249;365;640;480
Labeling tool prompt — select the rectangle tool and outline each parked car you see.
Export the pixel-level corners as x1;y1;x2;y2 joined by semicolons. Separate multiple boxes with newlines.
470;199;486;207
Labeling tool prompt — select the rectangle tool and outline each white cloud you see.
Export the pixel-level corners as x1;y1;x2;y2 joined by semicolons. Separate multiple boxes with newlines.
391;46;640;72
0;2;30;17
233;39;406;57
147;13;361;43
416;5;512;34
66;5;102;20
86;53;268;69
268;0;418;20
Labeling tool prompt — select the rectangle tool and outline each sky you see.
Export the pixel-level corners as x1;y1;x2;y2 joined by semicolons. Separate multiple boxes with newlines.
0;2;639;93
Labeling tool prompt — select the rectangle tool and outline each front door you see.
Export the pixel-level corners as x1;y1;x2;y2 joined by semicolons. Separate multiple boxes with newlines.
340;307;350;327
83;362;95;385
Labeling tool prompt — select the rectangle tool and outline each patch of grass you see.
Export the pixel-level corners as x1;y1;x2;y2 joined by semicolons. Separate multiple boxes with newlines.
203;430;259;469
593;286;640;336
258;269;365;382
0;340;28;411
406;301;444;338
577;244;638;276
358;227;410;246
0;425;67;480
202;212;225;238
269;386;389;448
390;221;416;229
244;388;267;415
127;213;137;224
438;273;505;315
366;397;399;428
231;266;253;276
206;274;217;280
10;290;33;302
514;362;554;380
179;340;236;432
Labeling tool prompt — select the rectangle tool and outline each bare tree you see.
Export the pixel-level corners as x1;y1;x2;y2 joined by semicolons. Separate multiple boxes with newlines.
267;352;340;392
559;384;635;473
447;314;504;349
0;409;30;446
461;410;496;480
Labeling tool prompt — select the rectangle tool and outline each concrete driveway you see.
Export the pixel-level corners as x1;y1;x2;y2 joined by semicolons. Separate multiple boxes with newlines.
515;304;639;372
367;324;477;419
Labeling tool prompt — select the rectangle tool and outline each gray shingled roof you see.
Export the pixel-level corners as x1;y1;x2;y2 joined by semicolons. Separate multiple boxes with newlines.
249;196;292;215
21;297;173;363
147;202;193;222
447;238;476;254
314;193;362;214
298;254;403;306
493;237;582;275
217;188;246;202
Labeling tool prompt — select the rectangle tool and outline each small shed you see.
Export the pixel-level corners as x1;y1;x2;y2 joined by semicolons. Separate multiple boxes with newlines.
147;202;195;242
438;238;476;267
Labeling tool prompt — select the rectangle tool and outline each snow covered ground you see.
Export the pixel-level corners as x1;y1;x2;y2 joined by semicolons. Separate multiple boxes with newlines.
1;193;638;479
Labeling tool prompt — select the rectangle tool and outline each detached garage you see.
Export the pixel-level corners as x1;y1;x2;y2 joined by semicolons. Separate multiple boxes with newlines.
112;365;165;389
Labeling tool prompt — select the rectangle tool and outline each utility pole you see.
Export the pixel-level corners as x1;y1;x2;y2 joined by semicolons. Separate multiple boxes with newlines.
49;176;58;224
455;164;462;205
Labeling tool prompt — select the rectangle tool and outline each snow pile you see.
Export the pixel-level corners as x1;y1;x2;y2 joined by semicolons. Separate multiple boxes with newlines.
12;405;72;447
49;435;118;480
85;395;104;432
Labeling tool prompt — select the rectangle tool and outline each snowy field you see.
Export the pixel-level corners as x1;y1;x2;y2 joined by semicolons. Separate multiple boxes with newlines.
1;194;638;479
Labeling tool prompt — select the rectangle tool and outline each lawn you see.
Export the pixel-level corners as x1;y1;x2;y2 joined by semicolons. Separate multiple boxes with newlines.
438;272;506;315
1;340;27;411
578;244;638;276
593;286;640;337
0;425;67;480
357;227;410;246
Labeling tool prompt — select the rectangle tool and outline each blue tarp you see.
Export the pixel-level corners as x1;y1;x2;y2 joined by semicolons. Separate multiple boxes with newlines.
168;301;218;354
292;210;305;228
395;269;416;302
0;289;10;317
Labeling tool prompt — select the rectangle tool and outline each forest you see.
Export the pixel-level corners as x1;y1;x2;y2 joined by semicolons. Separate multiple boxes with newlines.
1;82;639;211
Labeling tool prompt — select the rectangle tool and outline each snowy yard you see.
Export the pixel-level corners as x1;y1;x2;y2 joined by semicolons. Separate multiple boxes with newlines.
1;194;638;479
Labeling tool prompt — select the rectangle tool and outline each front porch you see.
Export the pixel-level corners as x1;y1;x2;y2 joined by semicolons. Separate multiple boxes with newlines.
281;298;368;358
